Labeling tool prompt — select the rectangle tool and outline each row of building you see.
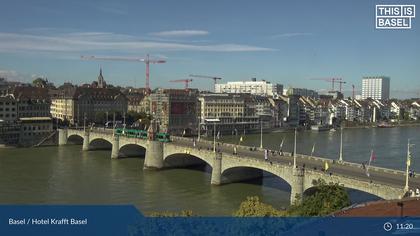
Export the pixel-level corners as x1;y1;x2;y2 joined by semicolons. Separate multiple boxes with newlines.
0;72;416;145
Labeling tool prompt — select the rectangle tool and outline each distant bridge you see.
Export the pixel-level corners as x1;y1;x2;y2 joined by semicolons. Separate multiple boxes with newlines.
58;128;419;204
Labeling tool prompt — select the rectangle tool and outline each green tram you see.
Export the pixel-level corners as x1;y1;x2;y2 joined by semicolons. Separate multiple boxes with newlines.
114;128;170;142
156;132;171;142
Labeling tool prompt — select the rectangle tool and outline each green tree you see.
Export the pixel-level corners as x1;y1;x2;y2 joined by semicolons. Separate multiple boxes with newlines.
288;179;350;216
32;77;47;87
233;196;286;217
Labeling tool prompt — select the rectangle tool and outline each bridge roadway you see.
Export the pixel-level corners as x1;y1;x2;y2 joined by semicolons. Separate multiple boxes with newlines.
174;137;420;190
58;128;419;204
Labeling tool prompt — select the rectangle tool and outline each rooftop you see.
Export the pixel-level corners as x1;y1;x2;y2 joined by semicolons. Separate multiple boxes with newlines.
333;197;420;217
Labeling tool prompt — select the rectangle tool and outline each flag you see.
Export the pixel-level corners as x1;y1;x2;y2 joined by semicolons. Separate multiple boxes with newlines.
182;130;186;136
240;136;243;142
407;154;411;167
217;131;220;140
280;138;284;149
311;143;316;155
324;161;329;171
370;151;376;161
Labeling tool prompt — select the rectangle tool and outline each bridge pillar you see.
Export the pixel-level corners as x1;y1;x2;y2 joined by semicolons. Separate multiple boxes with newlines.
58;129;68;146
290;167;304;205
82;131;90;151
111;136;120;159
144;141;163;169
211;152;222;185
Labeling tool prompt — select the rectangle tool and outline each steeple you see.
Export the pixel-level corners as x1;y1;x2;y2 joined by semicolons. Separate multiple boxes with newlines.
97;67;106;88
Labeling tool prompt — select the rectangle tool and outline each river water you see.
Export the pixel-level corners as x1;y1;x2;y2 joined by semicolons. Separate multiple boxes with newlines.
0;126;418;216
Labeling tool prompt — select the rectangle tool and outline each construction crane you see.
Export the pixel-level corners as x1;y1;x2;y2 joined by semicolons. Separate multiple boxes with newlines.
337;80;346;93
169;79;193;90
309;77;345;92
352;84;355;99
189;74;222;91
81;54;166;94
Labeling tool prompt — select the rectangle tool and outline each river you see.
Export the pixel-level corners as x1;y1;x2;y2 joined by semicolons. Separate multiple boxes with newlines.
0;126;418;216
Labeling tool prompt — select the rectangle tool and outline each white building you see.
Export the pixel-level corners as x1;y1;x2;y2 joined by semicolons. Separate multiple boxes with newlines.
215;79;283;97
362;76;390;100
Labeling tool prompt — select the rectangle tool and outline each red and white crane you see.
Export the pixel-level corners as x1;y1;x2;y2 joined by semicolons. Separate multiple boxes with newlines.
169;79;193;90
189;74;222;91
81;54;166;94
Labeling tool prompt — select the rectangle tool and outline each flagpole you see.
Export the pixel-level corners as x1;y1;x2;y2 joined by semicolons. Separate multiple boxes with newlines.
293;128;297;168
311;143;315;157
260;120;263;149
339;126;343;162
404;139;411;192
213;122;216;153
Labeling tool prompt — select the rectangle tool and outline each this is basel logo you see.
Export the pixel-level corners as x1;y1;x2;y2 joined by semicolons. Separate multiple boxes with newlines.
376;5;416;29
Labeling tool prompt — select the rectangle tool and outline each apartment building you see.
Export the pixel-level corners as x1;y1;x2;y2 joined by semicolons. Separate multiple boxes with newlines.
215;78;283;97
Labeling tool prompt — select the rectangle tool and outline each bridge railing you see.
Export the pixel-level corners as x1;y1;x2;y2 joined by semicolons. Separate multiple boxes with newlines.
171;135;415;178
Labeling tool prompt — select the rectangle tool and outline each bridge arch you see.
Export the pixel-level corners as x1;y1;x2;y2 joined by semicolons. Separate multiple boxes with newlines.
302;173;403;201
89;138;112;150
221;159;295;187
67;134;83;144
118;143;146;158
221;166;292;190
164;153;213;169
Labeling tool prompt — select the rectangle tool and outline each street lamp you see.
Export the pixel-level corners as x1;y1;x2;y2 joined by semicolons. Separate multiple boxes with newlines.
260;119;263;149
205;118;220;153
339;125;344;162
404;139;415;192
293;128;297;168
197;117;201;142
83;112;87;132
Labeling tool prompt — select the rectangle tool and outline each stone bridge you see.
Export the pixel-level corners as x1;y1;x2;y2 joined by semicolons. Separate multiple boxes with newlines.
59;129;408;204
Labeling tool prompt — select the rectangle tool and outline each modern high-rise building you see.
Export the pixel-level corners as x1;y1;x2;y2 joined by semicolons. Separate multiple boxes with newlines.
361;76;390;100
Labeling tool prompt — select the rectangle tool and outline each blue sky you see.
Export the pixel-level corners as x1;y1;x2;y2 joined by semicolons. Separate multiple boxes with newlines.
0;0;419;98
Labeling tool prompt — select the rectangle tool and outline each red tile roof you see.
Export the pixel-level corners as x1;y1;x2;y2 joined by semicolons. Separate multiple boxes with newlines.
333;197;420;217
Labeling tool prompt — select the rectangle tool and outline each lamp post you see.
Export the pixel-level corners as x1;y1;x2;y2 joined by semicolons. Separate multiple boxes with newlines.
205;118;220;153
260;119;263;149
404;139;414;192
197;117;201;142
293;128;297;168
83;112;87;132
112;112;116;137
339;125;343;162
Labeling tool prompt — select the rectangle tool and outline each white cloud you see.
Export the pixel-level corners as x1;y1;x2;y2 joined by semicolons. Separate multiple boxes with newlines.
0;31;274;53
271;33;313;39
0;69;31;82
149;30;210;37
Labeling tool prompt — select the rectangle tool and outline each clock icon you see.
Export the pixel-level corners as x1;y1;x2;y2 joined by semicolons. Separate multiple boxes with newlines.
384;222;393;232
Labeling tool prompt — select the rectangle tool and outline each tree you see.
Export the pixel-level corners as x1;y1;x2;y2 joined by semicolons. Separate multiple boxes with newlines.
288;179;350;216
32;77;47;87
233;196;286;217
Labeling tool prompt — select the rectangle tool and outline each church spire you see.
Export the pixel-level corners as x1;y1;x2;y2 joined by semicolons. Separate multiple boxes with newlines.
97;67;106;88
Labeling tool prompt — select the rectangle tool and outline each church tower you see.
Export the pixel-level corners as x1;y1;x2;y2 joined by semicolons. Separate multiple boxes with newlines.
97;68;106;88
